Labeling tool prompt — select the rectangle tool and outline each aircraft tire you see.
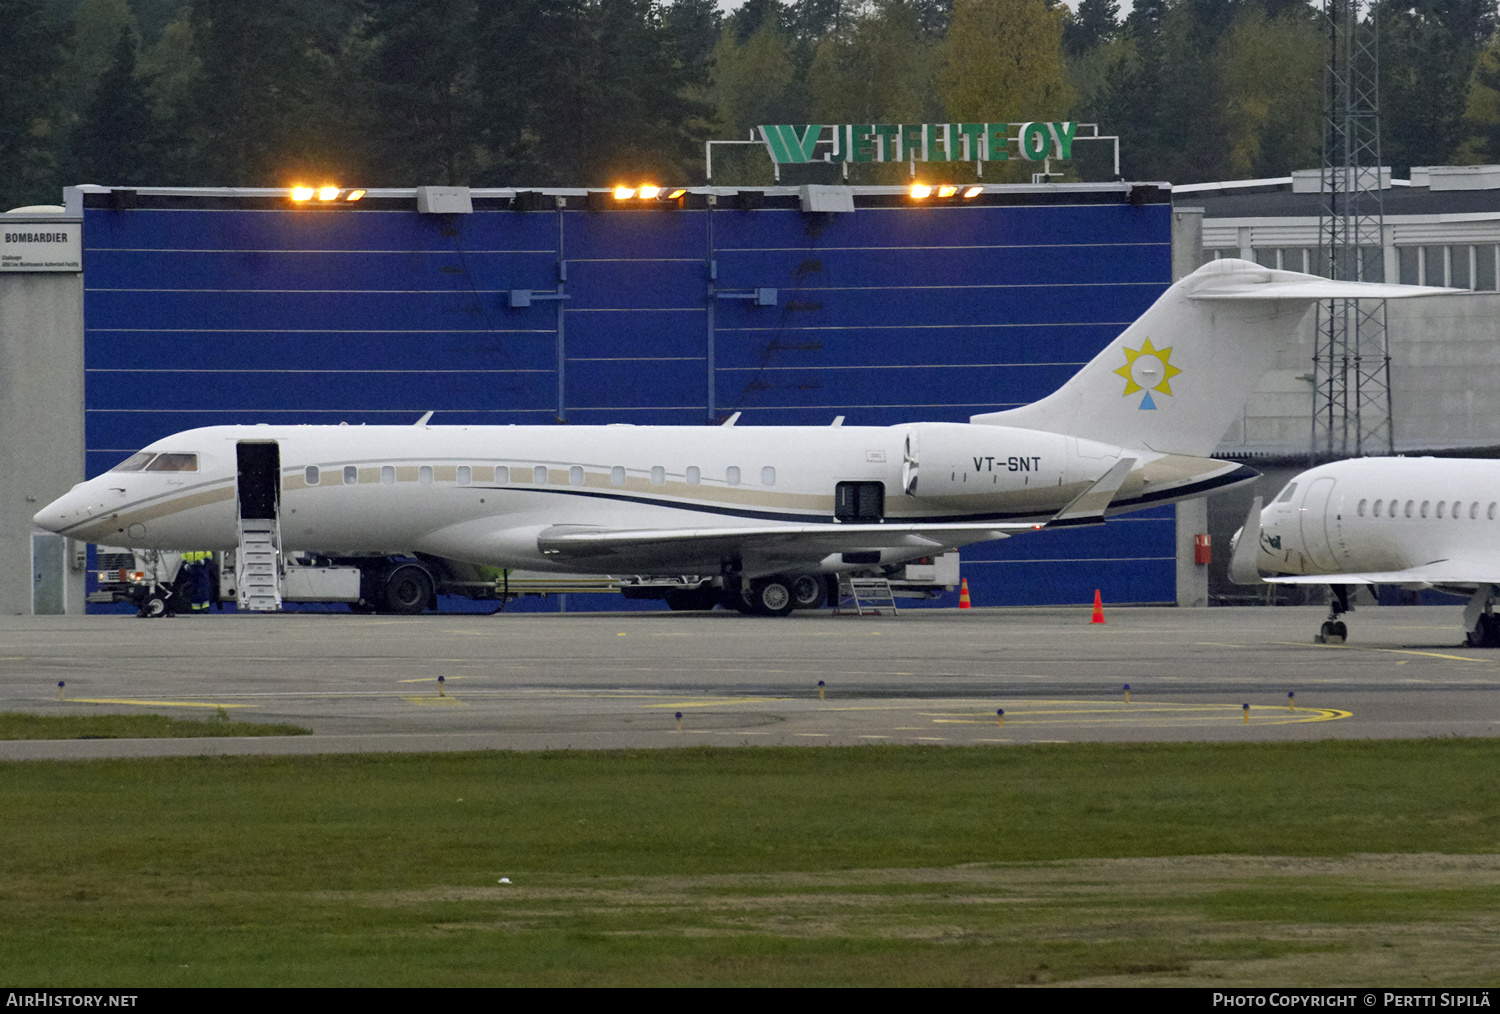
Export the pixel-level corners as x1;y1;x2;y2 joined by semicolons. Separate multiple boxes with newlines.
750;577;796;617
790;574;824;610
140;593;170;619
383;566;433;615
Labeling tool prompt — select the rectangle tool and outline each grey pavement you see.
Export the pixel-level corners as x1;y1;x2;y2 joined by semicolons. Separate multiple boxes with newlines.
1;604;1497;758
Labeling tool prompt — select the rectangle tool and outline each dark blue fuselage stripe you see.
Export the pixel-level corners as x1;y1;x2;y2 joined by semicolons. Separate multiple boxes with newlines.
479;464;1259;525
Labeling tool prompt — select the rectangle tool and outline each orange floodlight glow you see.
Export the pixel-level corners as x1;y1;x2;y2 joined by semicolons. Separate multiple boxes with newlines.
937;185;959;198
614;186;636;200
317;186;341;201
290;187;315;202
638;184;661;199
909;183;932;199
344;189;366;202
962;185;984;199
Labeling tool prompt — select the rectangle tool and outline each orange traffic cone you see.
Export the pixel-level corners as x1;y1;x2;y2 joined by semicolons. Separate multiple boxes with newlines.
958;578;972;609
1091;589;1105;624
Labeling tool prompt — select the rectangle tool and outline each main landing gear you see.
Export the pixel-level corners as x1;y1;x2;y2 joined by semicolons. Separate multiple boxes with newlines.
718;564;823;617
1314;584;1351;644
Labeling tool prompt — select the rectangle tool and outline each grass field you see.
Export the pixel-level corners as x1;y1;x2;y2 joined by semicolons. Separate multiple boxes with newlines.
0;711;311;739
3;740;1499;986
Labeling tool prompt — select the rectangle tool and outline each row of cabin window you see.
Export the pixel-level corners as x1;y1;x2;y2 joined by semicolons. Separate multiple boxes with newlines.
305;464;778;488
1356;498;1499;520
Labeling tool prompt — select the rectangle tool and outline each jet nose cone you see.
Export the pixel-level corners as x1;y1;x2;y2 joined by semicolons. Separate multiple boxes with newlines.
33;496;73;532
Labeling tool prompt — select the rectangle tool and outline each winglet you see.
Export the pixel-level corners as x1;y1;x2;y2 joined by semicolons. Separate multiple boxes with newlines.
1045;458;1136;528
414;411;434;427
1228;496;1264;584
721;412;741;427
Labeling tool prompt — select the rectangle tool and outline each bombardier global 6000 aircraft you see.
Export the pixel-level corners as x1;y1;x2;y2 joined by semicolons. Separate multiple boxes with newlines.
35;260;1444;615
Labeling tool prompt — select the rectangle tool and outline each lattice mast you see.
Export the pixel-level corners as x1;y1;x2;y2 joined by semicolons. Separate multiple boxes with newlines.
1314;0;1392;459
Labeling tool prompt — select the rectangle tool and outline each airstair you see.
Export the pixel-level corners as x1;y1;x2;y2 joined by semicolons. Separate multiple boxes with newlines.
234;441;283;612
236;519;282;612
835;575;898;616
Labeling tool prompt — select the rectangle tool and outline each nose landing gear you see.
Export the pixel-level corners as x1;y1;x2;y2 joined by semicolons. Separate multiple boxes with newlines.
1314;584;1352;644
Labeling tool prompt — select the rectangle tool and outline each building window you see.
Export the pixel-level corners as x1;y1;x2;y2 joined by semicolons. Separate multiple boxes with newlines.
1424;246;1445;287
1451;247;1471;289
1478;246;1497;290
1253;248;1278;269
1399;247;1419;285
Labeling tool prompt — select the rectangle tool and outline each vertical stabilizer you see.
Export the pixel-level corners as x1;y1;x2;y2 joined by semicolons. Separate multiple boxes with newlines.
970;259;1444;456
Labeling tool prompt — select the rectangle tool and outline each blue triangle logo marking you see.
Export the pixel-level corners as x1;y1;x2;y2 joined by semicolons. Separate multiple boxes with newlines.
1139;391;1157;410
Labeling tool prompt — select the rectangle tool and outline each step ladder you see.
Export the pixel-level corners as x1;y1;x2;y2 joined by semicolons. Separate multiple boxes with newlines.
835;576;898;616
236;519;282;612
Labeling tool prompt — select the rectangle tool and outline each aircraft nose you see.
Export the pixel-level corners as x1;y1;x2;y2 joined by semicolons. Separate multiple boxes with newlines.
32;485;102;533
32;495;72;532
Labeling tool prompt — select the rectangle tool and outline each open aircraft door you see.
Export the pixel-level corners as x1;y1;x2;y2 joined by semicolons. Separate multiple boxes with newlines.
235;442;283;611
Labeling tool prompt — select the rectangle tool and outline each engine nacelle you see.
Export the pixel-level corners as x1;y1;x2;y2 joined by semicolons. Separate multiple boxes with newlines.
901;423;1127;501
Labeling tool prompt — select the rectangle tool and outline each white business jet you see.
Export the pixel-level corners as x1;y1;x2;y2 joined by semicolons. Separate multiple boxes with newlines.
35;260;1438;616
1231;457;1500;646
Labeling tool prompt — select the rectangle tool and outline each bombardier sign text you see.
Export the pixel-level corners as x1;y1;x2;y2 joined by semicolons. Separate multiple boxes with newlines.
1;222;82;272
759;122;1078;165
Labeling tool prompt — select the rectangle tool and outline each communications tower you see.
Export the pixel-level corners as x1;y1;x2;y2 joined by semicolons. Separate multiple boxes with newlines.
1313;0;1392;459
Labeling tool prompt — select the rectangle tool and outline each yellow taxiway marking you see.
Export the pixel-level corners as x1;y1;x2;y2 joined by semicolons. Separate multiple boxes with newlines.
398;675;468;683
1275;641;1486;663
644;697;779;709
925;703;1351;726
63;698;253;709
401;696;467;706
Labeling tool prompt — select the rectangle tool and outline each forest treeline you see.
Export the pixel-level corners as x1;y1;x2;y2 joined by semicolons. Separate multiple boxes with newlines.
4;0;1500;209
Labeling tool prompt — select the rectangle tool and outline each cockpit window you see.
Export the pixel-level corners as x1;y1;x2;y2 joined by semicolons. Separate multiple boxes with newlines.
109;451;155;472
145;453;199;472
1275;483;1298;503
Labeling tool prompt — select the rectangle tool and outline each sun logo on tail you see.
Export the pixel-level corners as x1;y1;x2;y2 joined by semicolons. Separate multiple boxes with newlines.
1114;338;1182;410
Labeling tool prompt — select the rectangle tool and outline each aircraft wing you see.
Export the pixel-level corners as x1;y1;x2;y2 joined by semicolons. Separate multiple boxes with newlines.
537;521;1031;562
1264;556;1500;586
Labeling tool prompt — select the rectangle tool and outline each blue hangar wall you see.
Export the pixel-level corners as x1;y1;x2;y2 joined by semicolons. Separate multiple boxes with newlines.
79;185;1176;609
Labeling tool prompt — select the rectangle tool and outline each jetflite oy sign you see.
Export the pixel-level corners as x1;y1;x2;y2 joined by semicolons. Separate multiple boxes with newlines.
758;122;1077;165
